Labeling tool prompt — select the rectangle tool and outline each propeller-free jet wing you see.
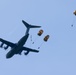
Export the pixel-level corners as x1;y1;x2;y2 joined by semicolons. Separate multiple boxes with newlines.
0;20;41;59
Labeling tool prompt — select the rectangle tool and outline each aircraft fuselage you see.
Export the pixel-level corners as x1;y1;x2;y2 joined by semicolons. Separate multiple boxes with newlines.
6;34;29;58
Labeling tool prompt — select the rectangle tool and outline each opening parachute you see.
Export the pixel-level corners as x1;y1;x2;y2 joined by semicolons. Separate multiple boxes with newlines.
32;29;43;44
38;35;50;49
29;29;50;49
73;10;76;15
43;35;50;42
37;29;43;36
71;10;76;27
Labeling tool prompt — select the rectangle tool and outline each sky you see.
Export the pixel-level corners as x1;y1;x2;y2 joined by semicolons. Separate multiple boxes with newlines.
0;0;76;75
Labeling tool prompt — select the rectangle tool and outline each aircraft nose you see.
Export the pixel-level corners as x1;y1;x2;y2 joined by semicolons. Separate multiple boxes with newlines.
6;52;14;59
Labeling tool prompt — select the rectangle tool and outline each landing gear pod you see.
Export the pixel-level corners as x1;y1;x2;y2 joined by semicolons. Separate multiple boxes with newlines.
37;29;43;36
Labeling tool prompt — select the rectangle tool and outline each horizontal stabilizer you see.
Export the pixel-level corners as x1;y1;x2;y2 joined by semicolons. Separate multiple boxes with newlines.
22;20;41;29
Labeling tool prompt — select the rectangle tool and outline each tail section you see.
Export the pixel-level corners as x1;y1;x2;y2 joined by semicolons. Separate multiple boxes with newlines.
22;20;41;29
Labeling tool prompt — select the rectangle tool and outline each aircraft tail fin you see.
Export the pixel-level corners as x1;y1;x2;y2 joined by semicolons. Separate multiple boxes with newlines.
22;20;41;29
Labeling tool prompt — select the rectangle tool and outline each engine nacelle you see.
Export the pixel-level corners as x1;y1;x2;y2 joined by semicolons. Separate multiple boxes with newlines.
4;45;9;50
0;43;4;47
24;51;29;55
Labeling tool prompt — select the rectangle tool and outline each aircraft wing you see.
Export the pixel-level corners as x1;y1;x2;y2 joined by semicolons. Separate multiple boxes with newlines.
22;47;39;53
0;38;16;48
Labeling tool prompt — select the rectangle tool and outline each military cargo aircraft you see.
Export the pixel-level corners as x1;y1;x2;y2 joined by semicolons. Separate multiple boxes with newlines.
0;20;41;59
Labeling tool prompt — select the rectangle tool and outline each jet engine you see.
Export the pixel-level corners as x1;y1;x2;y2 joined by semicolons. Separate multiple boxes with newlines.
0;42;4;47
4;45;9;50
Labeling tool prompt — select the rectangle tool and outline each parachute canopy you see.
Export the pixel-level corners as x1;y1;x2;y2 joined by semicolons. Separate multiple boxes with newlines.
37;29;43;36
44;35;50;42
73;10;76;16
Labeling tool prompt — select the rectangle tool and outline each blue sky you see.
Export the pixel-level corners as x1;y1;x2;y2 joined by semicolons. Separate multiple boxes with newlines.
0;0;76;75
